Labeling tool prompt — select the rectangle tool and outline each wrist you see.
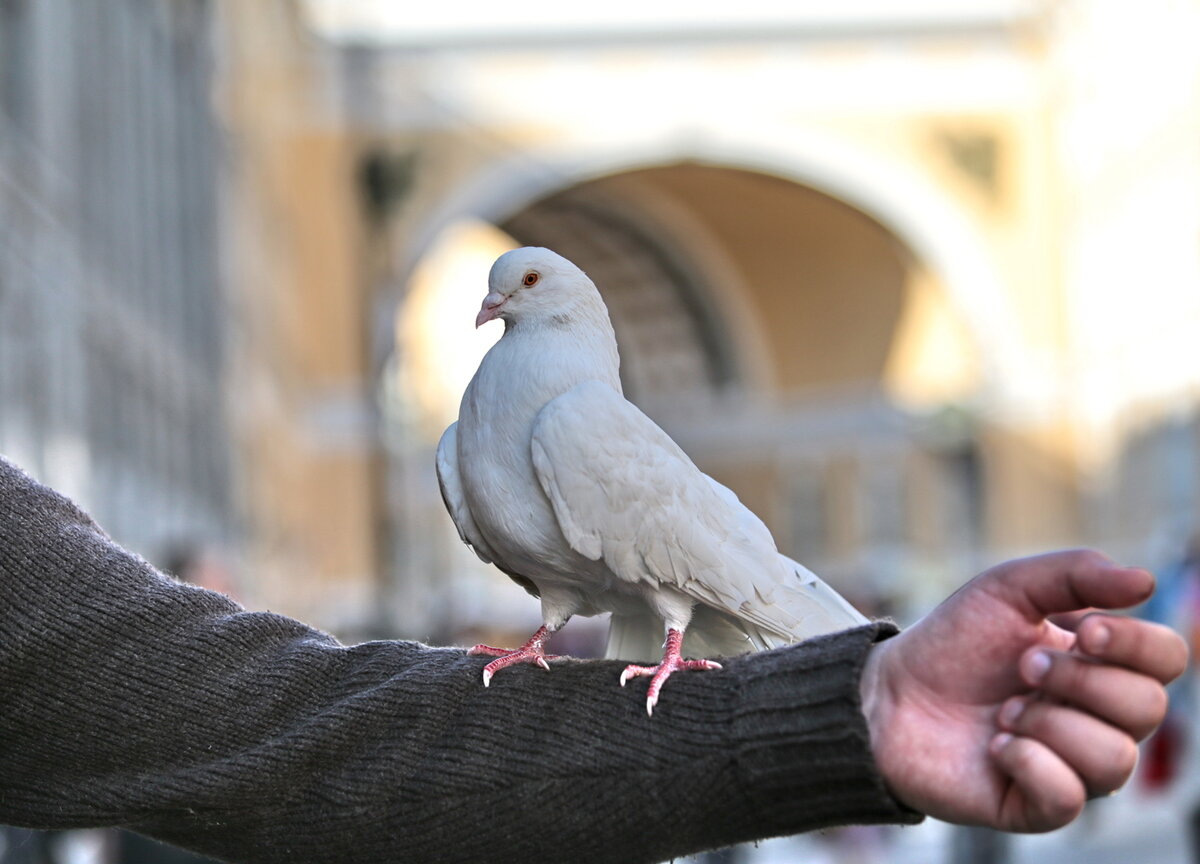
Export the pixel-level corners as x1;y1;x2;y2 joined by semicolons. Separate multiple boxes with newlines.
858;637;906;807
728;625;923;834
858;641;885;759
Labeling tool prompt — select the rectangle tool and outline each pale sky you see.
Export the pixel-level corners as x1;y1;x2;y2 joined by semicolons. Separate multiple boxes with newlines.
302;0;1034;44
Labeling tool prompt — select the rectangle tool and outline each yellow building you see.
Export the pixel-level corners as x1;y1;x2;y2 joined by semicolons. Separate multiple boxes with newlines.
291;0;1200;632
207;1;1200;638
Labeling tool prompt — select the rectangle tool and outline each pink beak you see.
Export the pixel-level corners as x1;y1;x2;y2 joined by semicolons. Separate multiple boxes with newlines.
476;292;507;328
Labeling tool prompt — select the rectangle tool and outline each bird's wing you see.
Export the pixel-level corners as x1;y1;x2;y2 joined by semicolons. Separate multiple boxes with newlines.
436;422;499;566
702;474;869;636
531;381;862;641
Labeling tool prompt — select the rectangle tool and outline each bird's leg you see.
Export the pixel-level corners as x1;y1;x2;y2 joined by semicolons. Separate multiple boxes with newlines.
469;625;561;687
619;628;723;717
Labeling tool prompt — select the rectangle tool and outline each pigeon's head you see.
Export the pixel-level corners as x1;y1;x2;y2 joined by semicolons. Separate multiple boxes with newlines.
476;247;604;330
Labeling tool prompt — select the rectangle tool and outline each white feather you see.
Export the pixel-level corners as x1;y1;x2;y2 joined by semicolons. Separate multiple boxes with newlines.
438;246;867;659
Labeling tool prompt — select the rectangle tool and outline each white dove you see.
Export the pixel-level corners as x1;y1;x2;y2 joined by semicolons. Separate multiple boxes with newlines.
437;247;867;715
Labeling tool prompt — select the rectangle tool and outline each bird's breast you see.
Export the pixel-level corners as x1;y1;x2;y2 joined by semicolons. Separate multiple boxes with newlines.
455;327;622;586
457;374;579;577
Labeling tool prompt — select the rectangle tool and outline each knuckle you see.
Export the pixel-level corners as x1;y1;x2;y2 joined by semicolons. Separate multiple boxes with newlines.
1166;637;1190;681
1015;701;1050;737
1066;548;1112;577
1044;786;1085;827
986;559;1022;589
1092;739;1139;797
1080;613;1117;651
1113;739;1139;781
1009;737;1039;773
1125;685;1169;742
1049;653;1091;693
1147;685;1169;724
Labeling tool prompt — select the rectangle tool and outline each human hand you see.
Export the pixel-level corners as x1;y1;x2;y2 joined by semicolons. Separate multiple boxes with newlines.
860;550;1188;832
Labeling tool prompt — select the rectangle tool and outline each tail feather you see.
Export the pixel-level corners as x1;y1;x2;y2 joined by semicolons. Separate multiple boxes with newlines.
774;553;869;635
604;554;867;661
604;610;666;663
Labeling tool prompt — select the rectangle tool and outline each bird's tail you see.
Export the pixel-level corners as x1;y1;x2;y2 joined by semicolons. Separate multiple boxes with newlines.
604;555;868;661
604;610;667;663
772;553;869;636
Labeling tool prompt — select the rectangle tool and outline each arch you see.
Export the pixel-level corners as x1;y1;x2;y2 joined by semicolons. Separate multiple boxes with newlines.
394;131;1022;402
500;186;746;402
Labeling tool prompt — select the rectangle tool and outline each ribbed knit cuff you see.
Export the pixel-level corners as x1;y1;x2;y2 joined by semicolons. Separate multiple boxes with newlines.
730;623;924;834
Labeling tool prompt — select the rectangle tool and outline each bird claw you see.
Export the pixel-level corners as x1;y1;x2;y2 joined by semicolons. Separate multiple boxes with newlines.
471;626;558;687
619;651;723;716
478;649;557;686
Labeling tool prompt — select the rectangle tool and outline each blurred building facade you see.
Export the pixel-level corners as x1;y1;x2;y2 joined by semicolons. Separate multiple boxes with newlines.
315;0;1200;630
0;0;383;632
2;0;1199;643
215;1;382;629
0;0;232;555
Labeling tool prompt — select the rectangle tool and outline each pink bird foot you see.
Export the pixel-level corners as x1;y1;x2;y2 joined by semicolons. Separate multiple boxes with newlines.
619;628;722;716
469;625;561;687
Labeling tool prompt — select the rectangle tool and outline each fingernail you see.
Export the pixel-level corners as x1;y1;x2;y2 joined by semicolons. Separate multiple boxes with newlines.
990;732;1014;755
1026;651;1051;683
999;699;1025;728
1086;623;1111;653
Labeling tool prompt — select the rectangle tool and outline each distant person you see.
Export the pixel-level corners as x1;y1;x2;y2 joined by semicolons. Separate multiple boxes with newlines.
161;543;239;598
1143;535;1200;861
0;456;1186;864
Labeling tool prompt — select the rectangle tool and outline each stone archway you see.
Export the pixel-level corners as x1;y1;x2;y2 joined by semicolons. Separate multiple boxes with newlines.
396;135;1021;407
387;160;989;637
502;165;919;407
501;189;736;405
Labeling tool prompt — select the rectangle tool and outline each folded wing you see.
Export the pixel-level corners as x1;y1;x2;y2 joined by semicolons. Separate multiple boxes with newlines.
531;380;865;644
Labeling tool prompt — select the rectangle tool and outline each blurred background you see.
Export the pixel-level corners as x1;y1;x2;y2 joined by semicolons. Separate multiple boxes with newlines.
1;0;1199;861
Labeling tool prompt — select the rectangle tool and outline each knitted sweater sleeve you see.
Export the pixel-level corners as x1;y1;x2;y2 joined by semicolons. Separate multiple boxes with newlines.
0;457;921;864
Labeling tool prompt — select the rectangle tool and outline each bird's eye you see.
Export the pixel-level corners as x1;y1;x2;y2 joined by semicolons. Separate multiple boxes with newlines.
522;272;539;287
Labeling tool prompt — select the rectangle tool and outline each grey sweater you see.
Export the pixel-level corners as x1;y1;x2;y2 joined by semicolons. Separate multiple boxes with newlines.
0;456;919;863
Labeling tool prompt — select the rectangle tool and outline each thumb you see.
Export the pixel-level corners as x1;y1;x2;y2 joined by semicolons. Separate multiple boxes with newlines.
987;550;1154;625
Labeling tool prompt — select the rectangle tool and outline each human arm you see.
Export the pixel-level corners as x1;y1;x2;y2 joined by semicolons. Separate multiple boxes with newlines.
860;550;1187;832
0;456;916;864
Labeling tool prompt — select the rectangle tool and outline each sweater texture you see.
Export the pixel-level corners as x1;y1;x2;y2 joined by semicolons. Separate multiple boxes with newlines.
0;456;921;862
